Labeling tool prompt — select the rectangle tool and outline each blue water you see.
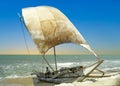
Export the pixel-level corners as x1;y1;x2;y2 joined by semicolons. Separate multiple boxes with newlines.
0;55;120;79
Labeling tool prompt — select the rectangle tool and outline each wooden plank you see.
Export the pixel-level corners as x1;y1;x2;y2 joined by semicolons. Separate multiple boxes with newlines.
73;60;104;82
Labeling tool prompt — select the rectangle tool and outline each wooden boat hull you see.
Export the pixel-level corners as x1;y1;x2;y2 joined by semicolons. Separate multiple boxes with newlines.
32;60;105;83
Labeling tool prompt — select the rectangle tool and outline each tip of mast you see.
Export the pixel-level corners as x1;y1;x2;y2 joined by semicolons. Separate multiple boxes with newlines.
91;50;102;60
17;12;23;22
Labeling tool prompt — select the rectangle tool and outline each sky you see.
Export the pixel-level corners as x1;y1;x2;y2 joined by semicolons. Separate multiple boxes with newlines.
0;0;120;55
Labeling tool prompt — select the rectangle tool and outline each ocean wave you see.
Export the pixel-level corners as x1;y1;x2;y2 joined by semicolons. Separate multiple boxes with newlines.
57;62;75;67
3;75;34;79
0;59;120;80
102;67;120;72
54;62;95;67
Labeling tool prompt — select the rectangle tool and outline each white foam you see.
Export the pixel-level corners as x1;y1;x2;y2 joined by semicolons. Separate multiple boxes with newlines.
57;62;73;67
5;75;21;78
5;75;33;79
104;67;120;70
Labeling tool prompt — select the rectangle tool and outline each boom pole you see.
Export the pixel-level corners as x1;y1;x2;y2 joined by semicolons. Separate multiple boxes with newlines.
42;54;54;72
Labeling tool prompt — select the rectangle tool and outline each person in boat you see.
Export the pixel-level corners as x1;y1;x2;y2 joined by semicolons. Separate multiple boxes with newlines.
45;67;51;78
79;66;84;76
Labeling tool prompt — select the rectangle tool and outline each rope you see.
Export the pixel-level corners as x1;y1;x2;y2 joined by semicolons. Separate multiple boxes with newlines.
19;18;30;55
42;54;54;72
17;13;40;71
41;55;45;72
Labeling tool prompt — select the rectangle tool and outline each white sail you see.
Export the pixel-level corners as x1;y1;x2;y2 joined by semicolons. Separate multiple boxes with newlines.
22;6;97;56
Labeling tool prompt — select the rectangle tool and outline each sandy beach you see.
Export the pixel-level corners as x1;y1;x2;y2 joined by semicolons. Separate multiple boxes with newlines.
0;74;120;86
0;76;57;86
1;77;34;86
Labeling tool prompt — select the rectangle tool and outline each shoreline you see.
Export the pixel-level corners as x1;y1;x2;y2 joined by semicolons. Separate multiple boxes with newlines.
0;73;120;86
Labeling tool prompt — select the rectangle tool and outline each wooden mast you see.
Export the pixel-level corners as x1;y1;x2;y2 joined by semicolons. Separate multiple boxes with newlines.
54;47;57;71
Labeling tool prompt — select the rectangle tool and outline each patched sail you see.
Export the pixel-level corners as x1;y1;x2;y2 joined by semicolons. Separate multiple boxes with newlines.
22;6;97;56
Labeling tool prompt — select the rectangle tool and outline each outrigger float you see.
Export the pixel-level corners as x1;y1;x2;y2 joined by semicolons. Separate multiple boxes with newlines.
18;6;118;84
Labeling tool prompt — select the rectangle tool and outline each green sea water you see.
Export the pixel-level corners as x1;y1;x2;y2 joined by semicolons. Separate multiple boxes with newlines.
0;55;120;79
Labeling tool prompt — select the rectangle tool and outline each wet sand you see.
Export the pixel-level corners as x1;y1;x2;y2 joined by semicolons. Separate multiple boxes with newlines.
0;77;57;86
1;77;34;86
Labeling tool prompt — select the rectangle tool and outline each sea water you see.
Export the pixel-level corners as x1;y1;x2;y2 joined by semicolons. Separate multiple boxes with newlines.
0;55;120;79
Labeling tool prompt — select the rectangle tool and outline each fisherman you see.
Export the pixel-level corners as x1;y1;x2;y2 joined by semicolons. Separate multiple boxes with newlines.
79;66;84;76
45;67;51;78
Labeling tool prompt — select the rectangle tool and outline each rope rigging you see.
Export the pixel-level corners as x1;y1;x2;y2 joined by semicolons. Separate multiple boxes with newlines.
18;13;38;72
17;13;30;55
